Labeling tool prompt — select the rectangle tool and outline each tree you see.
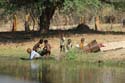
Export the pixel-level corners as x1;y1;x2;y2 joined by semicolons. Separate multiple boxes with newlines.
0;0;103;33
100;0;125;30
0;0;64;33
100;0;125;11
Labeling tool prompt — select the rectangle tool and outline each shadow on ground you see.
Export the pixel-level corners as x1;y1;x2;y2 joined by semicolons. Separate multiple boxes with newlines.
47;23;125;38
0;23;125;42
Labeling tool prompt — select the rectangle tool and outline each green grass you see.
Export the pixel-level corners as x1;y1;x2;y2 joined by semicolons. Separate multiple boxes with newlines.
64;48;101;62
62;48;125;66
0;46;125;67
0;46;27;58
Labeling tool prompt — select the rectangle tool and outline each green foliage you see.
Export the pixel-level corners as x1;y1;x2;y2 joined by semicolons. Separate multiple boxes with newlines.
101;0;125;11
112;2;125;11
0;0;124;17
62;0;101;16
0;0;102;16
65;48;78;60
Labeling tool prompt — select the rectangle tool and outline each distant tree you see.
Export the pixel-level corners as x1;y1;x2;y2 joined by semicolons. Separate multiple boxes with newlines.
100;0;125;11
100;0;125;29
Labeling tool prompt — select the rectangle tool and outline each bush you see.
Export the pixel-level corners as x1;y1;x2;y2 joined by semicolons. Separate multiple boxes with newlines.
65;48;78;60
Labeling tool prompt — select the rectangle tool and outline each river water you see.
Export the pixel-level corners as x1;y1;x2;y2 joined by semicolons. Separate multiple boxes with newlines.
0;59;125;83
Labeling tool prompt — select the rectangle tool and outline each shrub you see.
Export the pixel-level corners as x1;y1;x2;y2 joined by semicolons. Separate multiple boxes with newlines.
65;48;78;60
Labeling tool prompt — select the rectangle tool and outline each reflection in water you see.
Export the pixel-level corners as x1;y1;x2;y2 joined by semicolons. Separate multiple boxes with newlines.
0;60;125;83
30;61;40;82
102;68;113;83
42;63;52;83
0;75;36;83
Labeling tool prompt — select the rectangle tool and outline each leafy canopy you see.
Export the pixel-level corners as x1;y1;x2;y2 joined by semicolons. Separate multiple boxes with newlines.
0;0;124;18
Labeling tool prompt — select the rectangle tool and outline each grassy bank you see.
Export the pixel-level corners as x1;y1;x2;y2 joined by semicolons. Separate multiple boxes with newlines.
61;48;125;66
0;45;124;67
0;46;27;58
0;34;125;66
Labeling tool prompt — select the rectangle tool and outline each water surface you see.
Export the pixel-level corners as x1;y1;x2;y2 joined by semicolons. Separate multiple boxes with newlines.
0;59;125;83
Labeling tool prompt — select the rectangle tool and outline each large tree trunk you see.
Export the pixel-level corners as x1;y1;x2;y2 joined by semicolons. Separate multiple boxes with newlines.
39;2;56;34
39;14;50;33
